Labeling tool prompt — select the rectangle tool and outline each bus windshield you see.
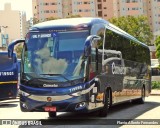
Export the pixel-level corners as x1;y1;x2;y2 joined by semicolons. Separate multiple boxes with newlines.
22;30;89;82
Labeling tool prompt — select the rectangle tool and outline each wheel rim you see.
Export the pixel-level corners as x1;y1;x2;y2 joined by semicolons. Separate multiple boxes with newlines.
107;90;110;108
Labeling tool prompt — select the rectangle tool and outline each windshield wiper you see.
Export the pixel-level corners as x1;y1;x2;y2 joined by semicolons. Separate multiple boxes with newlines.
40;74;73;85
23;77;50;85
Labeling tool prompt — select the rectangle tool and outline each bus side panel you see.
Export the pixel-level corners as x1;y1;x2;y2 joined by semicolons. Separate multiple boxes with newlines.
0;84;18;100
0;53;18;100
98;58;150;104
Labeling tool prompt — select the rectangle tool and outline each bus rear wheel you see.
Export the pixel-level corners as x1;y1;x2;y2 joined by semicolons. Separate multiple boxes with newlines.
99;89;111;117
138;86;145;104
133;86;145;104
48;112;56;118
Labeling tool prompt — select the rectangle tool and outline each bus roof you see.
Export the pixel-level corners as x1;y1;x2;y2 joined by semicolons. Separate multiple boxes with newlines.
30;17;149;49
30;17;108;31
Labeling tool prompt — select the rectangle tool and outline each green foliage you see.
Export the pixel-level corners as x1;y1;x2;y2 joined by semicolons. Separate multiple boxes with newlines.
33;18;39;25
15;44;23;59
155;36;160;60
152;81;160;89
66;15;81;18
109;15;153;45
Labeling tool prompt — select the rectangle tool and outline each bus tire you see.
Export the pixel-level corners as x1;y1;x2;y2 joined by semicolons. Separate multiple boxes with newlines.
99;89;111;117
48;112;56;118
138;86;145;104
133;86;145;104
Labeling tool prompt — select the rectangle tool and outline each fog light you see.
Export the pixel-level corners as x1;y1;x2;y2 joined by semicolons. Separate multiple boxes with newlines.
75;102;86;110
22;103;28;109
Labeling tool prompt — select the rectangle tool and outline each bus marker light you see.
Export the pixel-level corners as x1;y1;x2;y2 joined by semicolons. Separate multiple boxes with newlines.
93;87;97;93
91;95;95;102
96;93;104;101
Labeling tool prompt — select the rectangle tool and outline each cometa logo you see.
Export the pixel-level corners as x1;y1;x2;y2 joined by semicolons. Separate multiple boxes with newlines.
112;62;126;75
43;84;58;87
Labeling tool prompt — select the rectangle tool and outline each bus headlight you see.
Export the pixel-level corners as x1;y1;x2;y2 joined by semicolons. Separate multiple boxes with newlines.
71;91;81;96
19;90;30;97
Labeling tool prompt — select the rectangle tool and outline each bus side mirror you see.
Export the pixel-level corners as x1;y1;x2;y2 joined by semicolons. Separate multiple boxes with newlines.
84;35;101;57
8;39;25;58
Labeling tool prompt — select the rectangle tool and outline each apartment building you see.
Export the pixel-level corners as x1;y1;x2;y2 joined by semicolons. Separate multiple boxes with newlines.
32;0;118;21
0;3;26;48
32;0;160;44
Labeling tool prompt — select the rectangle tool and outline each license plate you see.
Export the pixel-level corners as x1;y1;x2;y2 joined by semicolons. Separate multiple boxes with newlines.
44;106;56;112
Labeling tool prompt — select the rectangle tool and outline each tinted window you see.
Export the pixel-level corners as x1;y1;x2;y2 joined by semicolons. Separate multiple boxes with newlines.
105;28;150;64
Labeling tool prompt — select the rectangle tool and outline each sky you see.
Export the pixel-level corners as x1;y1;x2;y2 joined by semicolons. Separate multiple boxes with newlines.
0;0;32;20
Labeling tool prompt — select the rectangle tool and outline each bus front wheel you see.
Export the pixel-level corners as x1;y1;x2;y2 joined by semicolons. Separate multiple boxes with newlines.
48;112;56;118
99;89;111;117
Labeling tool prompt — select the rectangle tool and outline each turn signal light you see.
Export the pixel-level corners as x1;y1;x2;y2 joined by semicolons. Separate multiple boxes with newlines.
96;93;104;101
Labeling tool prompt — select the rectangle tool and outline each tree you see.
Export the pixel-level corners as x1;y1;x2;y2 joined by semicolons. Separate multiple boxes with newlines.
33;18;39;25
109;15;153;45
155;36;160;63
66;15;81;18
15;44;23;59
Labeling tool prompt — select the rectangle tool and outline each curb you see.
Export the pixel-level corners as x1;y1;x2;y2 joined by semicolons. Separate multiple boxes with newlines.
150;90;160;96
150;93;160;96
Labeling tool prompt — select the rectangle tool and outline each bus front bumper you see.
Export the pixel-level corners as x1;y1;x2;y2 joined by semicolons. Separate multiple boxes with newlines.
20;91;104;113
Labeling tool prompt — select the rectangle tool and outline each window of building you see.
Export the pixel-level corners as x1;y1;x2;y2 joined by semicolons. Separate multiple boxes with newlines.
98;0;101;2
44;10;49;13
103;0;106;2
98;4;102;9
132;7;139;10
84;9;90;12
126;0;130;3
104;7;107;9
77;2;83;4
132;0;138;2
44;3;49;5
50;2;57;5
98;11;102;16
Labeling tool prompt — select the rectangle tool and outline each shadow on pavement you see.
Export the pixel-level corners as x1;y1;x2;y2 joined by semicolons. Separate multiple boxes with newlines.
18;100;160;127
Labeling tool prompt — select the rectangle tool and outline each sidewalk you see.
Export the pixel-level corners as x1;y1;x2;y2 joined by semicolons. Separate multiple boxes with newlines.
150;89;160;95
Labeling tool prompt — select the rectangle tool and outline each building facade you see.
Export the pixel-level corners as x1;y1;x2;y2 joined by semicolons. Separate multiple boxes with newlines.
0;3;26;49
32;0;160;45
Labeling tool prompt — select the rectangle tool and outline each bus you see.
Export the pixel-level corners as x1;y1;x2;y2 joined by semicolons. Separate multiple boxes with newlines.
151;59;160;82
8;18;151;117
0;52;18;100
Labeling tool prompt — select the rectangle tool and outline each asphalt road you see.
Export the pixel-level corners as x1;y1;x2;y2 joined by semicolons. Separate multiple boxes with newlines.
0;95;160;128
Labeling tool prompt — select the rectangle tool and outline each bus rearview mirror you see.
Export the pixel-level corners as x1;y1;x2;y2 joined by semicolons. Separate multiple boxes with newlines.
84;35;101;57
8;39;25;58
